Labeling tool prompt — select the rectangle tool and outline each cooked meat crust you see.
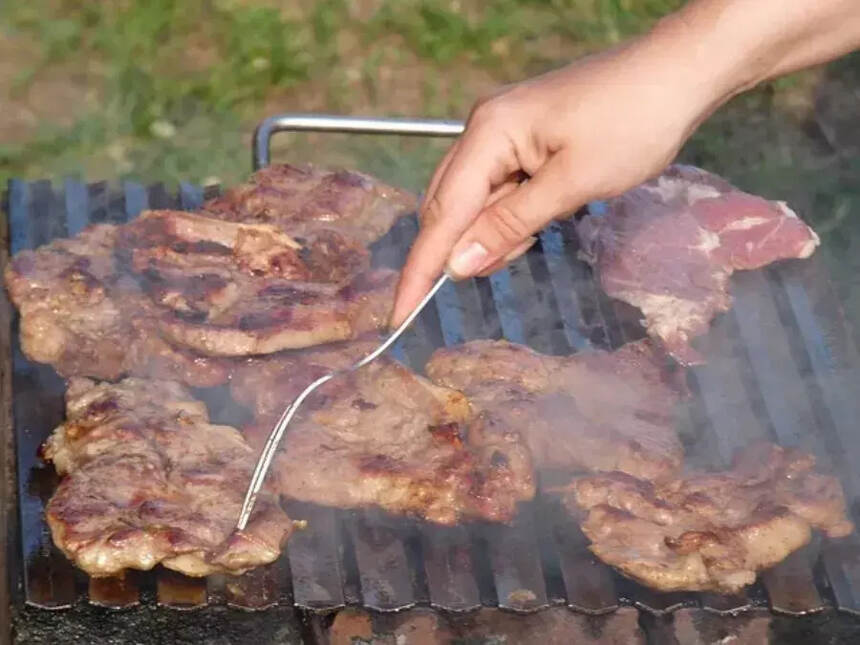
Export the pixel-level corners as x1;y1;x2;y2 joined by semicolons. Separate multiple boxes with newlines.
118;208;396;356
425;339;686;482
238;351;536;525
576;165;820;365
4;225;229;386
230;338;380;418
5;163;415;378
42;378;293;577
564;442;853;593
201;163;418;245
155;268;398;356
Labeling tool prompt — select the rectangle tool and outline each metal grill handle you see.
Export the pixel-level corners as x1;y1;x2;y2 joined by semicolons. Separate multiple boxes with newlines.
252;114;465;169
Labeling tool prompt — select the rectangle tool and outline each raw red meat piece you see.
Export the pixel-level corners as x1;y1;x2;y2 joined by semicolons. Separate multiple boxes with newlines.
576;165;819;364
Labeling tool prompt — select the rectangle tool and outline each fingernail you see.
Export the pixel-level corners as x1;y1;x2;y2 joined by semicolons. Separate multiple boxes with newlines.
447;241;489;278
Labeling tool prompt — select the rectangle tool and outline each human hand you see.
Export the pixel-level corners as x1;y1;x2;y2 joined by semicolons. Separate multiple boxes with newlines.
390;20;728;326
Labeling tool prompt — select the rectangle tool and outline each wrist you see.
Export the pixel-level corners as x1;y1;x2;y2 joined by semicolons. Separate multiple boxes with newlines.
644;10;752;121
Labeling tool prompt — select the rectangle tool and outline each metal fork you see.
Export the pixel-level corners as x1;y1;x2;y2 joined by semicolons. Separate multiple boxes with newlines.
235;273;450;530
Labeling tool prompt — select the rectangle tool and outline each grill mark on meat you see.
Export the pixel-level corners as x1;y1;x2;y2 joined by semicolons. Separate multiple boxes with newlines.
256;284;323;303
237;309;294;331
358;453;403;474
352;397;377;410
169;240;232;255
428;422;464;447
563;442;853;593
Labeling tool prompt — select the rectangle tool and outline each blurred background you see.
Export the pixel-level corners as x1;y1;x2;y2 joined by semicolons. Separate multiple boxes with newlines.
1;0;858;335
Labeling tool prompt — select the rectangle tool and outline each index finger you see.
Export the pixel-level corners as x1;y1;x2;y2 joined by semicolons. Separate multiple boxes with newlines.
390;128;517;326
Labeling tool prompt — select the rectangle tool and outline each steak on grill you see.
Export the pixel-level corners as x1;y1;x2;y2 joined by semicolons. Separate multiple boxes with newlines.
118;208;396;356
4;225;229;386
563;442;853;593
230;338;380;418
202;163;418;245
239;353;535;525
576;165;820;365
425;339;686;482
41;377;293;577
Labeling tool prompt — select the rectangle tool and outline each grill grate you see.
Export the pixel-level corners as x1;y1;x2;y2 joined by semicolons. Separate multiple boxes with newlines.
6;178;860;624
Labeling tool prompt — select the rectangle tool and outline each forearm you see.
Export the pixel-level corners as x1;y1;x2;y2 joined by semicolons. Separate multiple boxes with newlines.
648;0;860;116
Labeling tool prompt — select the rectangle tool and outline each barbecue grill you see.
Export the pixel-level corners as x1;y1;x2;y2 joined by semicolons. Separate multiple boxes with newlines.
4;115;860;644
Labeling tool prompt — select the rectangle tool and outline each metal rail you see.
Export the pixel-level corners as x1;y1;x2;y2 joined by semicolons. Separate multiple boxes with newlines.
253;114;465;169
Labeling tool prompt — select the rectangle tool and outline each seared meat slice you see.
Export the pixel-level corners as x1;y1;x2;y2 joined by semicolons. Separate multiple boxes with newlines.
4;225;228;386
231;338;379;418
42;378;293;577
240;356;535;525
118;209;370;290
425;339;686;482
563;442;853;593
577;165;820;365
157;269;397;356
5;224;123;375
202;163;418;245
118;208;394;356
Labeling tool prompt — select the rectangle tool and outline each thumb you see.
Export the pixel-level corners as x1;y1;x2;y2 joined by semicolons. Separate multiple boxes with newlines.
446;154;584;278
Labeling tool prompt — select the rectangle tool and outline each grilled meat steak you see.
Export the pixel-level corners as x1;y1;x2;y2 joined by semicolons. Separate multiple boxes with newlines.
4;225;229;386
202;163;418;245
5;163;415;378
425;339;686;482
156;268;397;356
41;378;293;577
564;442;853;593
239;353;535;525
577;165;820;365
119;209;396;356
230;338;380;418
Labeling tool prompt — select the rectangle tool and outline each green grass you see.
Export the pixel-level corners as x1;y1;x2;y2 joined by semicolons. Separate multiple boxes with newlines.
2;1;859;338
0;0;691;187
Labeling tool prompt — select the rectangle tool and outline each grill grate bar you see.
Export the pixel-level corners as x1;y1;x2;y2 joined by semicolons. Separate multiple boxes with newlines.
433;280;467;347
346;512;416;612
541;496;619;615
728;271;828;614
123;181;148;219
284;502;346;611
420;524;481;612
10;179;77;610
73;178;147;609
155;569;208;609
822;539;860;616
688;312;771;465
484;507;550;612
487;267;527;346
87;575;140;609
536;227;592;351
731;271;826;461
768;260;860;614
761;546;826;616
224;561;286;610
62;179;88;237
138;183;211;610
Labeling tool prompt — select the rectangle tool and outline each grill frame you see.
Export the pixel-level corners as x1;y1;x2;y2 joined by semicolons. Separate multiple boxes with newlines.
4;115;860;643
